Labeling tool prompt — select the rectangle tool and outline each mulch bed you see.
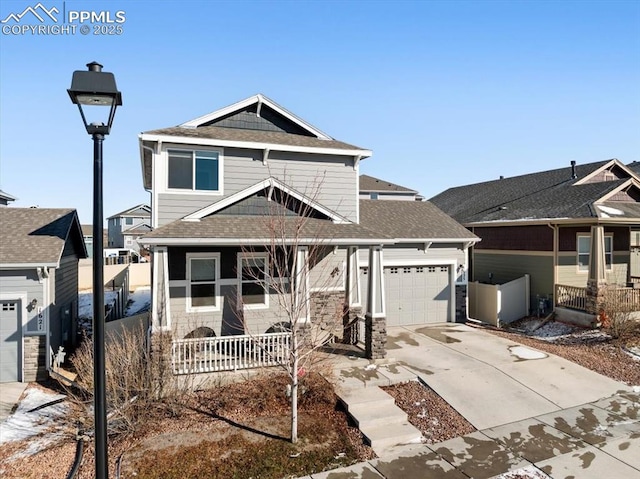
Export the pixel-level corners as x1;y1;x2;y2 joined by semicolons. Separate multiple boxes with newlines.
382;380;476;443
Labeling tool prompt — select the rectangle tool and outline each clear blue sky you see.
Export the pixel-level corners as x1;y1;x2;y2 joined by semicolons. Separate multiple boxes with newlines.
1;0;638;225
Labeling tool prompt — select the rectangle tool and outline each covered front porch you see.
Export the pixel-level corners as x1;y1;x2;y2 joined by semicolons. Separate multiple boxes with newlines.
155;244;389;375
554;224;640;324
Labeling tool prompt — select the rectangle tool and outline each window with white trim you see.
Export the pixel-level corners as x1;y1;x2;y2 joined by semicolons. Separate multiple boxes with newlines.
168;149;222;192
577;234;613;272
186;253;220;311
238;253;269;309
125;217;133;225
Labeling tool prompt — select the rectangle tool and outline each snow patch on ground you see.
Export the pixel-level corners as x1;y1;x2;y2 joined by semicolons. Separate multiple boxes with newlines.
125;286;151;316
624;346;640;361
0;387;67;445
78;289;119;319
496;465;551;478
509;345;547;360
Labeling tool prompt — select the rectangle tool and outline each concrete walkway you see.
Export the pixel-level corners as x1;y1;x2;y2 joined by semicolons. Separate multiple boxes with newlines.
304;323;639;478
0;382;27;422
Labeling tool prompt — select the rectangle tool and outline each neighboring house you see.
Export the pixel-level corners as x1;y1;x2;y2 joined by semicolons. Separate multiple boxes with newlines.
107;204;151;253
430;159;640;321
0;208;87;382
138;94;477;359
359;175;424;201
0;189;17;206
80;224;109;258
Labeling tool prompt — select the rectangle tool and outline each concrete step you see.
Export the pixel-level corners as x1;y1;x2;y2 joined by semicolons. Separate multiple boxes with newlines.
360;421;423;453
337;384;396;410
348;401;408;428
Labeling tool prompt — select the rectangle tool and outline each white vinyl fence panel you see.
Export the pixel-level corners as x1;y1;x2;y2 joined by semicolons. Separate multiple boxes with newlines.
469;275;530;327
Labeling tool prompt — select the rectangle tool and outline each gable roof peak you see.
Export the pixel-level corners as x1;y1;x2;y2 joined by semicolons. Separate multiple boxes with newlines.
359;174;418;193
178;94;333;140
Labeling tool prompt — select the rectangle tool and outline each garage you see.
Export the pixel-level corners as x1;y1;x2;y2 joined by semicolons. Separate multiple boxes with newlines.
0;300;20;383
361;265;452;326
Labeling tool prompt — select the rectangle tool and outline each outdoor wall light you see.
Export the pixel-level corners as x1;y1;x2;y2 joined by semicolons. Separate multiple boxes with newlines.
69;61;122;479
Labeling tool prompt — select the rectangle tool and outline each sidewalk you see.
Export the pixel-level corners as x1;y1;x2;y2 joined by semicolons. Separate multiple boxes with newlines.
0;382;27;422
304;390;640;478
301;324;639;478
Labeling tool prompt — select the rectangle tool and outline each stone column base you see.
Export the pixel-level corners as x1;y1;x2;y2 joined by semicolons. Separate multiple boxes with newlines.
342;305;362;345
365;313;386;360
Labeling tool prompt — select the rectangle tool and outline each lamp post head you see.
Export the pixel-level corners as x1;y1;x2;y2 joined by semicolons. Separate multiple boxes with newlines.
68;62;122;135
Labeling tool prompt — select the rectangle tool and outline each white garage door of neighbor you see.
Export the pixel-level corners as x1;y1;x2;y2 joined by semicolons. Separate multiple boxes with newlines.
0;300;20;383
361;265;451;326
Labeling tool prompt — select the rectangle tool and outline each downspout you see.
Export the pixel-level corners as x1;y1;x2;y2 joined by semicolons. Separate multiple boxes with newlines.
547;223;558;309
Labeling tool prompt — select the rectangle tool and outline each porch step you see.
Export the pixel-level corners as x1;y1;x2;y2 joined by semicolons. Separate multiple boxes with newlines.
348;401;408;428
337;384;396;409
337;386;422;456
360;419;423;454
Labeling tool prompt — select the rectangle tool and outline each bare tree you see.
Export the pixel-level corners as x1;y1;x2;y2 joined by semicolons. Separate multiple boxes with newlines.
599;285;640;341
235;177;346;443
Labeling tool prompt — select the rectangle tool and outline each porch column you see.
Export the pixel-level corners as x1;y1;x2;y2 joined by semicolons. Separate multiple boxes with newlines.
151;246;170;331
343;246;362;344
294;246;310;323
365;245;386;359
586;225;607;315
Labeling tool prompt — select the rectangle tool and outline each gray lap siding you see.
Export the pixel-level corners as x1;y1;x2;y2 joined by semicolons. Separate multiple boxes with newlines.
166;246;346;338
157;148;358;226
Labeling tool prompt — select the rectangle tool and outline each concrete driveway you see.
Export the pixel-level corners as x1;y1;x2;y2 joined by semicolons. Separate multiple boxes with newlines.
386;323;628;429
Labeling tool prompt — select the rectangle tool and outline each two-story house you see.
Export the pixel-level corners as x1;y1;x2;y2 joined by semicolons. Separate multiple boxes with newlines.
138;94;477;359
106;204;152;253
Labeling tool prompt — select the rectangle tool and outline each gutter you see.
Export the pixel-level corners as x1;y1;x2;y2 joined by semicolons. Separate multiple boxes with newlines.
139;133;372;159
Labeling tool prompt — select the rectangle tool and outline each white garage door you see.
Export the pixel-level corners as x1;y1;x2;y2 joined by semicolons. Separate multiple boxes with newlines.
361;265;451;326
0;300;20;383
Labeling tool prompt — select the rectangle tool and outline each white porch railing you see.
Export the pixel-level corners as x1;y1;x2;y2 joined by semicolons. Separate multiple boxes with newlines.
171;332;291;375
555;284;588;312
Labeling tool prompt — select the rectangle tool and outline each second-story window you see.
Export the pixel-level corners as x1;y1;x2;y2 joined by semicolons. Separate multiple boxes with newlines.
125;217;133;225
167;149;221;192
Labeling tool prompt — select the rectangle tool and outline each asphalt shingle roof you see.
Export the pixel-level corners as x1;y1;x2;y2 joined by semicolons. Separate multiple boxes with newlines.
0;208;84;266
429;160;628;223
359;200;476;240
359;175;417;193
144;125;365;152
142;199;476;244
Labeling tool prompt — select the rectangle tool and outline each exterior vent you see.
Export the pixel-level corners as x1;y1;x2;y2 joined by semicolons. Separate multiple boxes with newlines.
571;160;577;179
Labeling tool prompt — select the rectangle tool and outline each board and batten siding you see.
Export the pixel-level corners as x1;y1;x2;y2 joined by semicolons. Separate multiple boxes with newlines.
50;255;79;352
473;252;554;310
156;146;358;227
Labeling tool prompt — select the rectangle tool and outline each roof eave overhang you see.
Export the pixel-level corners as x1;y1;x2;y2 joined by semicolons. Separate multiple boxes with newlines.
465;217;640;227
1;262;59;269
139;133;372;159
140;237;395;246
392;237;480;243
360;189;419;195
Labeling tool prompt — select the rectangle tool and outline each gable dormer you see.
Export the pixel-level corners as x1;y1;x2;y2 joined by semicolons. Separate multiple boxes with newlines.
574;159;638;185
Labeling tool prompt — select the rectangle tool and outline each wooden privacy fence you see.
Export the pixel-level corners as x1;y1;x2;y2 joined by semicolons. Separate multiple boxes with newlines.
172;332;291;375
468;275;530;326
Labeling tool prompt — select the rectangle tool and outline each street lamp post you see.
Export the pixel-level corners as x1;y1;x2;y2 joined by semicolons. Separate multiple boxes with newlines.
68;62;122;479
